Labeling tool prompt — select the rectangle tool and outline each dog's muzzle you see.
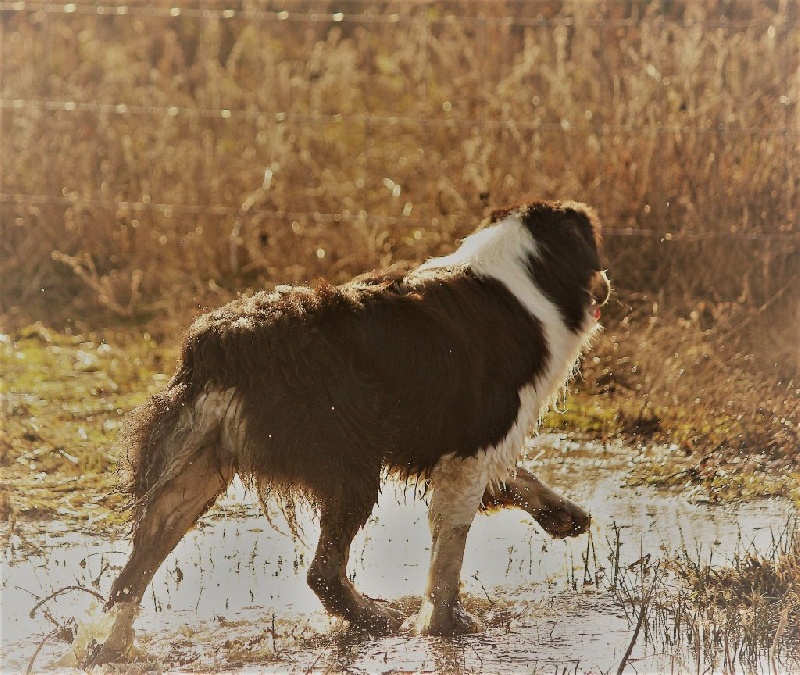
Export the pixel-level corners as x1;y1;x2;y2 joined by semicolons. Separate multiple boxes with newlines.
590;271;611;320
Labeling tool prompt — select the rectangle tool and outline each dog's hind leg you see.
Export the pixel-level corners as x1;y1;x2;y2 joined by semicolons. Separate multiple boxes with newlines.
307;475;404;633
481;465;591;538
409;455;487;636
88;447;233;665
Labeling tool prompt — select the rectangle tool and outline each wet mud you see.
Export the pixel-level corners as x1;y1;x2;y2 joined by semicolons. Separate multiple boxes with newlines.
2;437;795;674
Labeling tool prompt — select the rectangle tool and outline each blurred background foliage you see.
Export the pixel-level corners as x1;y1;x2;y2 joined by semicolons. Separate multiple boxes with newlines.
0;0;797;382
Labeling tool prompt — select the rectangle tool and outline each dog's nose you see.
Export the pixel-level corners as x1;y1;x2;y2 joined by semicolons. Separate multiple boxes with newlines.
591;270;611;307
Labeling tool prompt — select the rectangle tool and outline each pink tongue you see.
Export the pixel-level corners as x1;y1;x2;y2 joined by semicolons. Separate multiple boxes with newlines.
593;306;602;320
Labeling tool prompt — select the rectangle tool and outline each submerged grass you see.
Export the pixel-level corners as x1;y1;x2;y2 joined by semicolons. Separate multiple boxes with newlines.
602;517;800;673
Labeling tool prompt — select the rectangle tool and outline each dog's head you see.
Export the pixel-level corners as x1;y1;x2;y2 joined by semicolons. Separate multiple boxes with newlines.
493;201;611;332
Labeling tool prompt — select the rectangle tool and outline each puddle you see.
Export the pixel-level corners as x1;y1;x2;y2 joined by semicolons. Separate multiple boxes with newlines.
2;439;796;674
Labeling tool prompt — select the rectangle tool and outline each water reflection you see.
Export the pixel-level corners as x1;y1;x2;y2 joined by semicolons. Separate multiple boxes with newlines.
1;443;795;674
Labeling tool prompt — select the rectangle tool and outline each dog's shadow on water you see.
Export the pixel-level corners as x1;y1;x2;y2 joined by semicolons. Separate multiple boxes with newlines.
300;590;627;675
328;630;481;675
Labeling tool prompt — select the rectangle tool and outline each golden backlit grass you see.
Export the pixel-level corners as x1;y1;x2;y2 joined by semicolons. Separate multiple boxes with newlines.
1;1;797;504
2;3;796;352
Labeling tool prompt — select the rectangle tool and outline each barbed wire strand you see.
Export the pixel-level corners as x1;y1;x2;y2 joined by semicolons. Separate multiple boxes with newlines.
1;2;796;244
1;192;797;242
1;98;795;137
0;1;785;29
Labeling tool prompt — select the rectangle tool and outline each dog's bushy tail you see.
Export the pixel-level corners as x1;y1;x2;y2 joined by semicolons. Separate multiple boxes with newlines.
115;373;201;535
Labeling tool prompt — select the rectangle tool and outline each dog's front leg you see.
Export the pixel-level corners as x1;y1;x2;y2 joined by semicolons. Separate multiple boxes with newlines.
409;455;487;636
482;465;591;538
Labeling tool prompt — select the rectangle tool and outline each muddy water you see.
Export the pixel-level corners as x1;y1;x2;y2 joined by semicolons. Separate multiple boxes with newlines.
2;438;795;674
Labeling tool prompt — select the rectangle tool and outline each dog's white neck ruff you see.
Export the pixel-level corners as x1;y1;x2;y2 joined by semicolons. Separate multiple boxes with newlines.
420;211;597;491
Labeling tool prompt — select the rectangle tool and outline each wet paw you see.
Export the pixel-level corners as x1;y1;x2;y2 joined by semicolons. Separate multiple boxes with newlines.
347;598;405;633
80;603;137;667
533;503;591;538
81;639;130;667
406;599;483;636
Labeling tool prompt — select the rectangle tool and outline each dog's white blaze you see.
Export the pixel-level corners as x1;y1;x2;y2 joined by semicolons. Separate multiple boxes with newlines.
421;212;595;421
466;212;594;414
418;222;517;271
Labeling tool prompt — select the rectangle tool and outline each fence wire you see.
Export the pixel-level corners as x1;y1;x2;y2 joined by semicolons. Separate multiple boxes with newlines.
1;0;797;244
0;0;789;24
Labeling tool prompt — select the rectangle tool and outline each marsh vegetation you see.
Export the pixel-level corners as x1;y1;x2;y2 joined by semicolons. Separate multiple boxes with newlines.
1;0;798;672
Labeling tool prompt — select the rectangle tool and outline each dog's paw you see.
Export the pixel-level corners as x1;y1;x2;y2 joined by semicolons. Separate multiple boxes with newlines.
347;598;405;633
81;639;129;668
79;603;137;667
405;599;483;636
532;503;591;539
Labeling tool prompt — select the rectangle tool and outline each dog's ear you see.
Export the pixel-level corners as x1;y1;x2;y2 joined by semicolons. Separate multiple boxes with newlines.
561;202;601;250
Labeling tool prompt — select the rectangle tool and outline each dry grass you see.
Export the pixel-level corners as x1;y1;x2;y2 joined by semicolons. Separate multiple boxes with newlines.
2;2;797;347
0;2;797;479
579;295;800;501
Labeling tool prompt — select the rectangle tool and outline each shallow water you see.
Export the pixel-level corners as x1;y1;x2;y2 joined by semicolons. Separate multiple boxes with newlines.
2;439;795;674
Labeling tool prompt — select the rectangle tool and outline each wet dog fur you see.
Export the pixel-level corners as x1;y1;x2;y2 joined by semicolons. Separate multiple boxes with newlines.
89;200;609;663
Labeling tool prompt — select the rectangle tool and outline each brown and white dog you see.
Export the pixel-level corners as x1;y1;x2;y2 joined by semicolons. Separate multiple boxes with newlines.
90;200;609;663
